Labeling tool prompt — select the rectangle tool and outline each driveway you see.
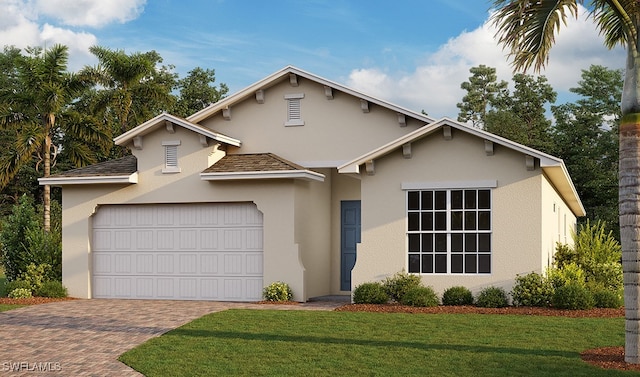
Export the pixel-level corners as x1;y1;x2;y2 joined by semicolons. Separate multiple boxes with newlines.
0;299;343;376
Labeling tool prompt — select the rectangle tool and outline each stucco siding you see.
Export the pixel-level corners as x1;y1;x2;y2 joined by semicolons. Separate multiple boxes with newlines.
351;128;548;296
198;78;425;166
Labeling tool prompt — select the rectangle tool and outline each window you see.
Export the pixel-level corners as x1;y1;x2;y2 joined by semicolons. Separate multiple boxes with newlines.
162;140;181;173
407;189;491;274
284;93;304;126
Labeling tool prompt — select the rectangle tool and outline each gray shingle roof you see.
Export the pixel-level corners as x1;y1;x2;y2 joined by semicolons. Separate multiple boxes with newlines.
202;153;306;173
52;155;137;177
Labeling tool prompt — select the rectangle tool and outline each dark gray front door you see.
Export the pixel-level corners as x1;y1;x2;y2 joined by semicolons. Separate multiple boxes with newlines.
341;200;361;291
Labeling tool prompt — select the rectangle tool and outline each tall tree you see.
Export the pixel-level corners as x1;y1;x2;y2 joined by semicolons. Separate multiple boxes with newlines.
0;45;90;231
457;65;508;128
172;67;229;118
491;0;640;363
81;46;177;140
552;65;622;239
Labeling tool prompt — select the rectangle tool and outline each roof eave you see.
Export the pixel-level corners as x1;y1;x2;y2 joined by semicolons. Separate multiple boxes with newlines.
200;170;325;182
38;172;139;186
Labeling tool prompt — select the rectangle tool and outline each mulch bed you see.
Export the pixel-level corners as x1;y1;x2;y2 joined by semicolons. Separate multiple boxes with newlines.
337;303;634;371
0;297;76;305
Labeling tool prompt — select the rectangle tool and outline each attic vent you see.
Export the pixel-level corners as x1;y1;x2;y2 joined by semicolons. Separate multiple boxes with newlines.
284;93;305;126
162;140;181;173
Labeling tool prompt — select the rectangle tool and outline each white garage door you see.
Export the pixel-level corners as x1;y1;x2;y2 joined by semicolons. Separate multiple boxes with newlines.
92;203;263;301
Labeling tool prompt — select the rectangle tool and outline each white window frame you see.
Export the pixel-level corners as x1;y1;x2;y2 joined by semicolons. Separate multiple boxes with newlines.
162;140;181;173
284;93;305;126
405;183;493;275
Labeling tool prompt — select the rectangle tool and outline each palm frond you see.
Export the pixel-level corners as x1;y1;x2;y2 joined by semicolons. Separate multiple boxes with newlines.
591;0;638;49
491;0;579;72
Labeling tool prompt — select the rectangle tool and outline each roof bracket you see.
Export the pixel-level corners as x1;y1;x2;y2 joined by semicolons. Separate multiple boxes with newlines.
222;107;231;121
365;160;375;175
361;99;370;113
398;113;406;127
443;126;452;140
484;140;494;156
402;143;412;159
165;120;175;134
255;90;265;104
289;73;298;87
133;136;143;150
199;134;209;148
324;86;333;100
525;155;535;171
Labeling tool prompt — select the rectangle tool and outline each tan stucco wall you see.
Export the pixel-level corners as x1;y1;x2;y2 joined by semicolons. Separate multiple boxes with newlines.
199;77;425;166
351;128;556;296
541;174;578;268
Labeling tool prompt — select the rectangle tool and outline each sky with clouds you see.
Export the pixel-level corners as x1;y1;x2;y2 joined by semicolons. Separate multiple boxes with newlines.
0;0;626;119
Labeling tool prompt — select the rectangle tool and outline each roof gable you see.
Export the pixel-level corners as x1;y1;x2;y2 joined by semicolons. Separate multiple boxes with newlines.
114;113;241;148
338;117;585;217
187;66;436;126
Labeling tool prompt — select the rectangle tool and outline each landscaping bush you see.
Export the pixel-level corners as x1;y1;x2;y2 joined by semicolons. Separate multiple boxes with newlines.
353;282;389;304
262;281;293;302
442;286;474;306
546;263;586;289
20;263;52;293
510;272;553;307
475;286;509;308
8;287;32;299
383;270;422;302
400;286;439;307
4;279;32;296
36;280;68;298
0;196;62;282
590;288;623;309
551;282;595;310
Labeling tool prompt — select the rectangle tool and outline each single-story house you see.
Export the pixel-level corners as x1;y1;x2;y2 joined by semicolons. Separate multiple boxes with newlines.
40;66;584;302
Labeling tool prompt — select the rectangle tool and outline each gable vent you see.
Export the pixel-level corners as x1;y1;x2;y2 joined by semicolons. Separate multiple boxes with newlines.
284;93;305;126
162;140;181;173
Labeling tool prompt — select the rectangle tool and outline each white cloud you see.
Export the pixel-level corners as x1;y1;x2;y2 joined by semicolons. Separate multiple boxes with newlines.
347;6;626;119
35;0;146;28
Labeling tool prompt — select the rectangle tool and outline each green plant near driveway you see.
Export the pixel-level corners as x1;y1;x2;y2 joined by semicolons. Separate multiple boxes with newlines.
120;310;632;376
0;304;25;312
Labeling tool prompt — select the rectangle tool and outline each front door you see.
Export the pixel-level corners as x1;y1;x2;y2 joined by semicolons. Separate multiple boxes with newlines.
341;200;361;291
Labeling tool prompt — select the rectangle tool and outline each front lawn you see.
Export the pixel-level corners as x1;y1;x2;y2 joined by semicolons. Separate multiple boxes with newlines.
120;309;635;376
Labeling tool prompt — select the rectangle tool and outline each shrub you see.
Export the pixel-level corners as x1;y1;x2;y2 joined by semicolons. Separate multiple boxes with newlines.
4;279;32;296
36;281;68;298
20;263;52;292
262;281;293;302
383;270;422;302
510;272;553;307
475;287;509;308
0;196;62;282
353;282;389;304
8;288;32;299
546;264;586;289
590;288;623;309
400;286;439;307
551;282;595;310
442;286;474;306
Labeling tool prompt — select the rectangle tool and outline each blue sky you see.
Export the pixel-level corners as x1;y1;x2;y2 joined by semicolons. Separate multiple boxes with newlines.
0;0;626;118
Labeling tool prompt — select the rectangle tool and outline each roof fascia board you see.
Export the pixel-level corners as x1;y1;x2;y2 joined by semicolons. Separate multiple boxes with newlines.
114;113;241;147
200;169;325;182
38;173;138;186
187;66;437;125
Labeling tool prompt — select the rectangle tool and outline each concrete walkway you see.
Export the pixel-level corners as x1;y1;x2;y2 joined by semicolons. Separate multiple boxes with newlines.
0;299;344;376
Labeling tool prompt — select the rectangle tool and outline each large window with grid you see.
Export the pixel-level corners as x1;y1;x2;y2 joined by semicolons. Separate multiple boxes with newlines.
407;189;491;274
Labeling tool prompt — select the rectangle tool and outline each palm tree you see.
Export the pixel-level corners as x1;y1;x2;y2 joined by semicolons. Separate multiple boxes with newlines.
0;45;92;231
491;0;640;363
81;46;176;138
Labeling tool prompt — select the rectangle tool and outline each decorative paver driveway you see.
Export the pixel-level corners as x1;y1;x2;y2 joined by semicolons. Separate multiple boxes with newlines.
0;299;343;376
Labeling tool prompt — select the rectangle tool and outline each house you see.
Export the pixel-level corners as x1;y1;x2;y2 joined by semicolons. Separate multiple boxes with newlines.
40;66;584;302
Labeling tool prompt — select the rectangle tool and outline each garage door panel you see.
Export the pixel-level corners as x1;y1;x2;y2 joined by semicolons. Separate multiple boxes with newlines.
92;203;263;301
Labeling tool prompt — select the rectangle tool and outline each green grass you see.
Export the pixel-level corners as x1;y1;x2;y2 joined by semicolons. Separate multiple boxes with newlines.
0;304;25;312
120;310;637;377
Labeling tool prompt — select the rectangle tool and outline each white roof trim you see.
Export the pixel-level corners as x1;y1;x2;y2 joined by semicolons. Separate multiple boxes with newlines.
114;113;241;147
200;170;325;182
338;117;585;217
187;66;437;125
38;173;138;186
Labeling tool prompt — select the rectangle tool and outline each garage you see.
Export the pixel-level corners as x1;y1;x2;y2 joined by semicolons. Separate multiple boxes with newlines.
91;202;263;301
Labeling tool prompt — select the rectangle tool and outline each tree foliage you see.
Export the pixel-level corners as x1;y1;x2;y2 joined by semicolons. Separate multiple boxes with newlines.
171;67;229;118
